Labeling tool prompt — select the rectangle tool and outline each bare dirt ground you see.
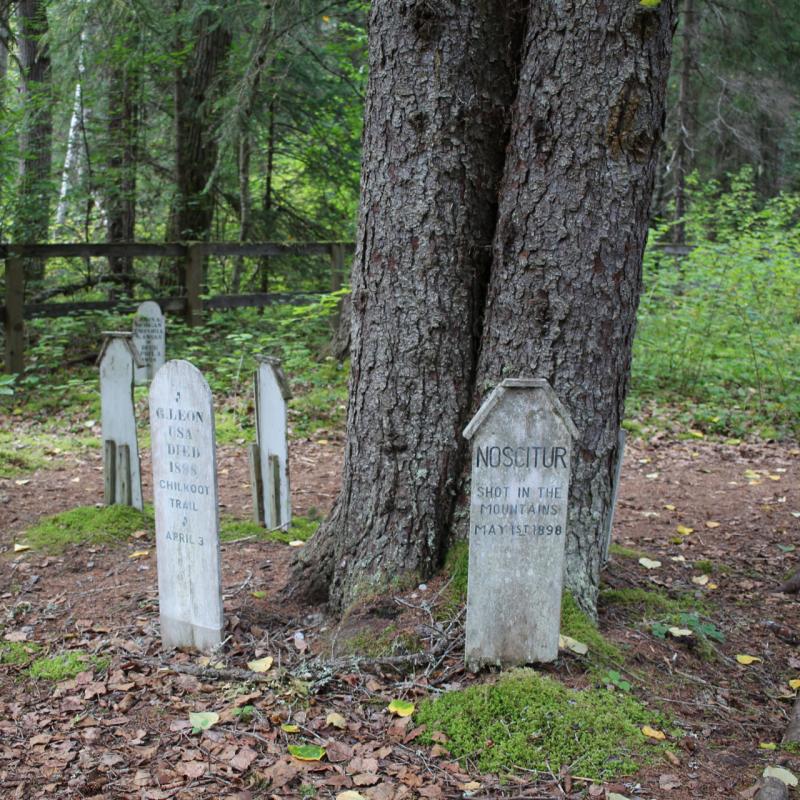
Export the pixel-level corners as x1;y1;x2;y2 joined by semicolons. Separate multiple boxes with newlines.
1;431;799;799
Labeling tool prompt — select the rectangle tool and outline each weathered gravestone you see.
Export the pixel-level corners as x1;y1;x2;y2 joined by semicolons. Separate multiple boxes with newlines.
463;378;578;669
98;332;143;510
150;360;223;651
132;301;165;385
249;357;291;529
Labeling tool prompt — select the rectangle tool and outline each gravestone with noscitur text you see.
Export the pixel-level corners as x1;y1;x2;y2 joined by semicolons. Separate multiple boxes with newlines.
463;378;577;669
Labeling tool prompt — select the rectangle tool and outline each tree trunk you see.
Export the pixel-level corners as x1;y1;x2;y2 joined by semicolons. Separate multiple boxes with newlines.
106;30;140;296
15;0;53;282
231;132;251;293
475;0;677;617
291;0;523;610
165;7;232;290
674;0;698;244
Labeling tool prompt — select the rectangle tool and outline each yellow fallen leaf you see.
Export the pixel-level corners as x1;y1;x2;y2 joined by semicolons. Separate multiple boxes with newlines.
642;725;666;740
676;525;694;536
645;472;659;479
13;543;30;553
288;744;325;761
558;634;589;655
769;474;782;481
387;699;415;717
688;429;705;438
14;479;30;486
288;540;305;547
326;711;346;729
668;627;693;638
692;575;709;586
461;782;482;792
638;557;662;570
736;654;761;665
707;583;718;590
664;504;676;511
247;656;273;673
789;679;800;690
608;795;631;800
129;550;149;558
189;711;219;732
763;766;798;787
760;742;777;750
337;792;367;800
670;555;686;562
281;723;300;733
705;521;721;529
196;656;225;669
744;469;760;479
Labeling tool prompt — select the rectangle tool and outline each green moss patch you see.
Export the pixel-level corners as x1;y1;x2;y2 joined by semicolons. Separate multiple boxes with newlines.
0;430;98;478
23;504;154;552
219;514;321;543
417;669;666;779
561;593;622;665
28;650;109;681
608;543;647;560
600;587;703;620
0;641;42;666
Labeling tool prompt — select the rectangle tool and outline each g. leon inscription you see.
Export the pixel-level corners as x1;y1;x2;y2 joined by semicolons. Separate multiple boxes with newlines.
150;360;223;652
463;378;577;669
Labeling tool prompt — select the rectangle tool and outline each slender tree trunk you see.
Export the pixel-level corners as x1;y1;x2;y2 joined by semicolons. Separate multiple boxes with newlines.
165;8;232;290
231;132;251;293
475;0;677;617
258;99;276;296
106;43;140;296
15;0;53;282
291;0;524;610
674;0;698;244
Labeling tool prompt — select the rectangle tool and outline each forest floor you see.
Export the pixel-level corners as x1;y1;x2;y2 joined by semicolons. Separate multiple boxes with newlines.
1;422;799;800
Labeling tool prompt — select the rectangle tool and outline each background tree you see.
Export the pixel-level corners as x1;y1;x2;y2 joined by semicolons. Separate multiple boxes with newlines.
295;0;678;616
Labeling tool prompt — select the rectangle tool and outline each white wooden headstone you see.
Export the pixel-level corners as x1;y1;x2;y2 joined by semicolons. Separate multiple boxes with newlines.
254;357;291;529
463;378;577;669
132;301;166;385
150;360;223;652
98;333;143;510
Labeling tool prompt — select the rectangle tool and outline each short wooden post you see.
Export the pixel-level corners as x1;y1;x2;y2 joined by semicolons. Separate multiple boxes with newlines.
4;254;25;373
601;429;627;567
104;440;117;505
329;243;345;292
117;444;132;506
248;443;265;523
268;454;282;528
184;242;204;327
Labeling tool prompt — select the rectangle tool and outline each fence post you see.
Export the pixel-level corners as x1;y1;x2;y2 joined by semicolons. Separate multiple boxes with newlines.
184;242;204;326
329;243;345;292
4;253;25;374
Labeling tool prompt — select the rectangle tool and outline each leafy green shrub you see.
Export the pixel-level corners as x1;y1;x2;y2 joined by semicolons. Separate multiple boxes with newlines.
633;168;800;440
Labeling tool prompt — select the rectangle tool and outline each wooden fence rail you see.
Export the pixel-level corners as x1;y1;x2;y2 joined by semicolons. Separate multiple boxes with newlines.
1;240;354;373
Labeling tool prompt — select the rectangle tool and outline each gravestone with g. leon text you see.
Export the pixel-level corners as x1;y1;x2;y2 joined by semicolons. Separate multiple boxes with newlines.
150;360;223;651
132;301;165;385
98;332;143;510
463;378;577;669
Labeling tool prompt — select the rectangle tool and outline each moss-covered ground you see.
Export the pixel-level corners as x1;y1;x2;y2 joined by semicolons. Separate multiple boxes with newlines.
416;668;668;779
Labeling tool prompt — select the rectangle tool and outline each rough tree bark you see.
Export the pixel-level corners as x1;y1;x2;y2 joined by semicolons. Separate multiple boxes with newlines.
106;24;140;295
15;0;53;282
475;0;677;616
292;0;523;610
165;6;232;289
